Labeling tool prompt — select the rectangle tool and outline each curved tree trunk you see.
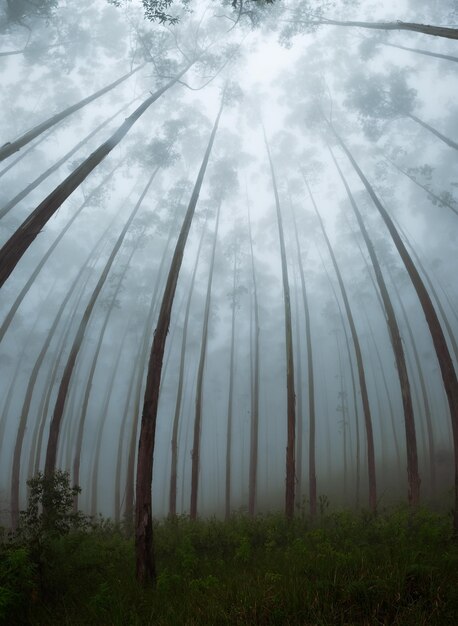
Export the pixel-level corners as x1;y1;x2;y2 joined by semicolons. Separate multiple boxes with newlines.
169;221;207;517
329;145;420;505
73;237;141;511
43;169;158;479
264;128;296;519
0;60;194;288
0;64;145;162
190;198;222;520
332;125;458;531
0;101;134;219
305;175;377;512
247;199;260;517
290;200;316;517
0;161;123;344
135;96;225;584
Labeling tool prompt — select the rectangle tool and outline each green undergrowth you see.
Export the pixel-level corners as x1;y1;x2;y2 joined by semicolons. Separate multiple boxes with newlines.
1;495;458;624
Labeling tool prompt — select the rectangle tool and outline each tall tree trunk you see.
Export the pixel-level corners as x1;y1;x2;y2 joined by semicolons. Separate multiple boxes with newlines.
9;231;107;527
90;328;129;517
305;175;377;512
0;64;145;162
264;128;296;520
135;96;225;584
385;157;458;218
332;124;458;531
169;221;207;516
380;41;458;64
303;18;458;40
407;113;458;152
329;145;420;505
247;199;260;517
290;200;316;517
0;101;134;219
0;161;123;344
387;267;437;494
0;129;55;180
225;236;238;520
317;248;362;507
190;198;223;520
293;289;304;511
43;170;158;478
73;238;141;510
0;60;195;288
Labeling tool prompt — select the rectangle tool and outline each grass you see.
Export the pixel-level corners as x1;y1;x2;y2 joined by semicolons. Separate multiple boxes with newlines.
1;504;458;624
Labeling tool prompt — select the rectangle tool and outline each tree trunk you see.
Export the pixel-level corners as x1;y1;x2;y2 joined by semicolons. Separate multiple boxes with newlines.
73;238;141;511
380;41;458;64
386;157;458;218
0;129;55;180
305;175;377;512
305;18;458;40
332;125;458;531
0;161;122;343
247;199;260;517
264;128;296;519
9;233;106;527
225;237;238;520
169;222;207;517
407;113;458;152
190;198;223;520
43;169;158;479
135;96;225;584
0;64;145;162
329;145;420;505
0;101;133;219
0;60;194;288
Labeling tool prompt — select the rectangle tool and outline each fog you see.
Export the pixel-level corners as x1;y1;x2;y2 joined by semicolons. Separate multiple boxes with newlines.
0;0;457;529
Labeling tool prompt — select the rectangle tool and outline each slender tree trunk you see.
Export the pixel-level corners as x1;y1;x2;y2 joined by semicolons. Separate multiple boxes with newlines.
0;64;145;162
332;125;458;531
73;239;141;510
293;290;304;511
317;248;361;506
9;234;106;527
329;145;420;505
0;60;195;288
385;157;458;218
0;161;123;344
264;128;296;519
290;200;316;517
90;328;129;517
225;239;238;520
169;222;207;516
407;113;458;152
190;198;223;520
43;170;158;478
0;129;55;180
305;175;377;511
380;41;458;64
303;18;458;40
0;101;134;219
247;199;260;517
387;267;437;494
135;97;225;583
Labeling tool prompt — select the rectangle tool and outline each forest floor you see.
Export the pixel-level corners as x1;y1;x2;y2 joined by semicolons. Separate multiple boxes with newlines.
1;504;458;625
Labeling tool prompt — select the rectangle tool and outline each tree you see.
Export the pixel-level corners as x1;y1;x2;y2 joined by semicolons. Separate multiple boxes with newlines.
135;88;227;584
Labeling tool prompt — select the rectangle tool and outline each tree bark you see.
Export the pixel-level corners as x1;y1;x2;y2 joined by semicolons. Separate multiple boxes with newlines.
264;128;296;520
303;18;458;40
135;96;225;584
